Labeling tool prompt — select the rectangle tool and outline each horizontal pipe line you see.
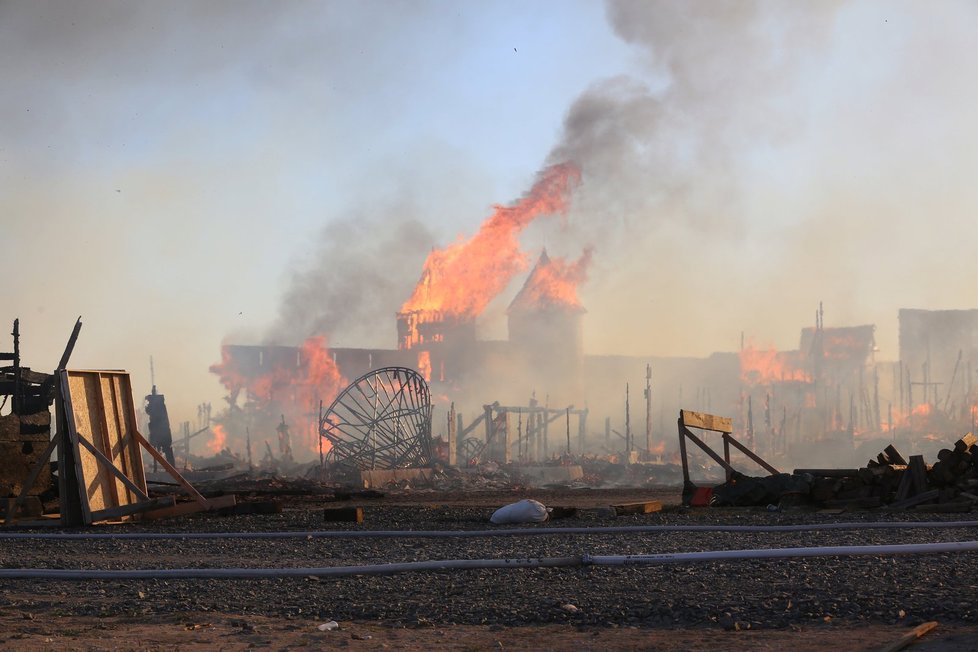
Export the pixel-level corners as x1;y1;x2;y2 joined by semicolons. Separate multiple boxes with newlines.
591;539;978;564
3;540;978;580
2;520;978;541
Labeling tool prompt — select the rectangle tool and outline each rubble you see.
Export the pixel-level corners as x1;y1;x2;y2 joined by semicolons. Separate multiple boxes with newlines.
699;433;978;511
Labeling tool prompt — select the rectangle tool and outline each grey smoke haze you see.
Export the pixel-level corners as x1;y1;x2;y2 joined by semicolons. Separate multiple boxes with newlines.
269;215;433;347
5;0;978;434
548;1;840;235
535;0;978;360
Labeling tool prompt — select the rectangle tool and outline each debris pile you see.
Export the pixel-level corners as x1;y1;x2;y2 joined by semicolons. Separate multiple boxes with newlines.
705;433;978;511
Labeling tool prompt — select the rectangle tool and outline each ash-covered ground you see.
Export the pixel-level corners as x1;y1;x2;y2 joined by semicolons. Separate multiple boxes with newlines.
3;488;978;635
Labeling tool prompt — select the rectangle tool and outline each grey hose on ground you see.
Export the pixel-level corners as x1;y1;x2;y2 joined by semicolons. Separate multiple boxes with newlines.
3;540;978;580
2;520;978;540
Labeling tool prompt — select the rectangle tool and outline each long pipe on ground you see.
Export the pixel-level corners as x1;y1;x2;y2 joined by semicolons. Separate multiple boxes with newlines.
2;540;978;580
2;520;978;541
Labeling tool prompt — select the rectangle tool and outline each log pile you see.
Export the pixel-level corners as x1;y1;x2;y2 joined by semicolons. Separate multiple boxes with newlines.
798;434;978;511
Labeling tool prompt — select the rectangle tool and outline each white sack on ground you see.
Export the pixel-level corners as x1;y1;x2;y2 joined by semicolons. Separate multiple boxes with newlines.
490;499;549;525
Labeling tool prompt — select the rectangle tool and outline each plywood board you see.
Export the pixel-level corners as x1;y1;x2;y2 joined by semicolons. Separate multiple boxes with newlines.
680;410;732;433
62;370;147;517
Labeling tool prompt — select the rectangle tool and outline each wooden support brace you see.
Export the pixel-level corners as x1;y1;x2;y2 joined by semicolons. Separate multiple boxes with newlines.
722;433;780;476
132;429;208;506
141;494;236;521
681;426;736;476
76;433;150;502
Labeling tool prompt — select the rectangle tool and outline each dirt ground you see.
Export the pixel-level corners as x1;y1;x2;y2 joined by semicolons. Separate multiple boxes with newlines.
6;485;978;650
3;612;978;651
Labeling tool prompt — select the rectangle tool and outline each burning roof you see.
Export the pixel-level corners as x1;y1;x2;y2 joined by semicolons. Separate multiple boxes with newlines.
800;324;876;361
508;248;591;315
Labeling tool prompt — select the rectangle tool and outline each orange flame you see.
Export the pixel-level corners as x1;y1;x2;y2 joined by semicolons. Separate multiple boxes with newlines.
207;423;227;455
509;248;592;312
912;403;933;418
740;342;811;385
209;336;346;458
400;163;580;319
418;350;432;382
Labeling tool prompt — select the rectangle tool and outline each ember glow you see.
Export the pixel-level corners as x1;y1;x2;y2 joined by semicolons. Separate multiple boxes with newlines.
417;350;432;381
740;343;811;385
397;162;580;348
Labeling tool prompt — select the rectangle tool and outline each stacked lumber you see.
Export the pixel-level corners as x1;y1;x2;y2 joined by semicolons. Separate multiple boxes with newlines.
797;434;978;511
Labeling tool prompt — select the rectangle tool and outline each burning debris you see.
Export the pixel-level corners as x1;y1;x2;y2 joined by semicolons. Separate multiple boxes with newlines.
209;336;347;463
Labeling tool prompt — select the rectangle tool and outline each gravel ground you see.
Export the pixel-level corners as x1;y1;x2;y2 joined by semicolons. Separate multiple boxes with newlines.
3;498;978;631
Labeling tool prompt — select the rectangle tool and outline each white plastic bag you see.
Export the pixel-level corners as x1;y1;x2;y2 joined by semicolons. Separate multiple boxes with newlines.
490;499;549;524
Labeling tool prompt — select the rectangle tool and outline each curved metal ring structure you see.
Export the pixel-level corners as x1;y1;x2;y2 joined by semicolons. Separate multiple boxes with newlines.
319;367;432;470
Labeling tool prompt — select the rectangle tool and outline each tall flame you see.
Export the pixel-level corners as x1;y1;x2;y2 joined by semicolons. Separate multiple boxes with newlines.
207;423;228;455
400;162;581;318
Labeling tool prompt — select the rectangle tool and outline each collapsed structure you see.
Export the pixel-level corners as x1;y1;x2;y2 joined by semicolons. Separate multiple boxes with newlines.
203;164;978;474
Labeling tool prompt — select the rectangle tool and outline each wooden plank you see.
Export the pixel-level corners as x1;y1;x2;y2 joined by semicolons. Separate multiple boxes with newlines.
908;455;928;496
723;433;780;476
612;500;663;516
75;433;150;502
60;371;93;525
132;429;208;506
63;371;148;519
913;502;972;513
324;506;364;523
90;375;122;509
55;384;84;527
680;410;732;433
883;444;908;466
113;373;148;500
681;426;736;475
140;494;236;521
875;621;938;652
894;469;913;502
794;469;860;478
56;317;82;370
954;433;978;453
887;489;939;510
90;496;175;522
66;372;115;515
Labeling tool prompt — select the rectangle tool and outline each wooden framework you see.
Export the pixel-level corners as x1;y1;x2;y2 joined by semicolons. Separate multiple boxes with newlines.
5;369;234;526
677;409;779;486
474;402;588;465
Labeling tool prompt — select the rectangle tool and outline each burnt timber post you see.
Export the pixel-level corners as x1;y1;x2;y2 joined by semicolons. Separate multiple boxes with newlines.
543;399;549;459
625;383;631;454
565;406;571;455
577;408;586;454
447;402;457;466
645;364;652;454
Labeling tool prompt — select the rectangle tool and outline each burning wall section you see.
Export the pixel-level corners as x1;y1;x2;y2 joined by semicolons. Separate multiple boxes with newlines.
209;337;346;462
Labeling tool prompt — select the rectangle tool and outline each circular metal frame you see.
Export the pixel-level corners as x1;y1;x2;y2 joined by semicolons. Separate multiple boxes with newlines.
319;366;432;470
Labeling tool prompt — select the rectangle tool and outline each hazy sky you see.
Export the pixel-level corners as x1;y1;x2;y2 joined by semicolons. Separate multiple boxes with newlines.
4;0;978;424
